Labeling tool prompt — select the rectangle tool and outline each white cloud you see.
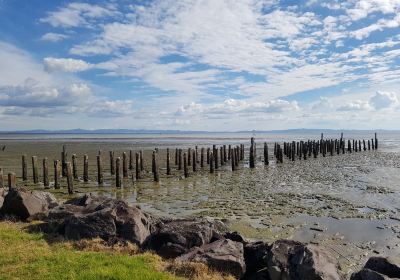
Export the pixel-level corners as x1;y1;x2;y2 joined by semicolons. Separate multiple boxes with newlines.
347;0;400;21
337;100;373;111
40;32;69;42
40;2;118;28
369;91;399;109
44;57;92;72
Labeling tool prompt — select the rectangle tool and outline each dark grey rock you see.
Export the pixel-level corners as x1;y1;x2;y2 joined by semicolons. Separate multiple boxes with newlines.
178;238;246;279
244;241;269;276
350;268;390;280
364;257;400;278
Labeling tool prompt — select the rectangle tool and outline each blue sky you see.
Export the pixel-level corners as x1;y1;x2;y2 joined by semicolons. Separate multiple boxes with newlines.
0;0;399;131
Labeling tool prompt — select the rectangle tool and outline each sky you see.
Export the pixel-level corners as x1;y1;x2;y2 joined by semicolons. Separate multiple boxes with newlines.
0;0;399;131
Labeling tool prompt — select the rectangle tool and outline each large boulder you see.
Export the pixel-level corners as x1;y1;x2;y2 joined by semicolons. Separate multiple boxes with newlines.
244;241;269;277
144;218;225;258
42;194;154;245
350;269;390;280
1;189;58;220
364;257;400;278
290;244;341;280
266;239;304;280
0;188;5;209
266;240;341;280
177;238;246;279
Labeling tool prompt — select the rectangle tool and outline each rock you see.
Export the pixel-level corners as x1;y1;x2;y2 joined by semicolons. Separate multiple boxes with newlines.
244;241;269;276
1;189;58;220
225;231;245;243
364;257;400;278
290;244;341;280
144;218;224;258
43;195;153;245
350;268;390;280
266;239;304;280
177;238;246;279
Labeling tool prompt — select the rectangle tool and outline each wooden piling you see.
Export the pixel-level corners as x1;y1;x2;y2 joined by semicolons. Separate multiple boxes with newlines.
62;145;67;177
140;150;144;171
200;147;204;168
54;160;60;189
167;148;171;175
249;140;255;168
209;152;214;173
22;154;27;181
206;148;210;164
213;145;219;169
32;156;38;184
43;157;49;187
228;145;231;160
116;157;122;188
231;148;235;171
152;151;159;182
192;150;197;172
123;152;128;178
8;172;16;191
72;154;78;179
375;133;378;149
129;150;134;170
135;152;140;180
223;145;227;162
97;155;103;185
175;148;178;165
220;147;224;166
188;148;192;166
66;162;73;195
83;154;89;182
264;142;269;165
183;153;188;178
368;140;371;150
110;151;115;175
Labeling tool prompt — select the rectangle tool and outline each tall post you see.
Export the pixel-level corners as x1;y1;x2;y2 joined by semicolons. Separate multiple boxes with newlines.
32;156;38;184
135;152;140;180
192;149;197;172
166;148;171;175
83;154;89;182
140;150;144;171
72;154;78;180
178;149;182;170
97;155;103;185
43;157;49;187
264;142;269;165
129;150;134;170
175;148;178;165
62;145;67;177
110;151;115;175
375;133;378;149
123;152;128;178
8;172;16;191
183;152;188;178
66;162;73;195
214;145;219;169
207;148;210;164
0;167;3;188
223;145;227;162
231;148;235;171
210;152;214;173
220;147;224;166
249;138;255;168
22;154;27;181
54;160;60;189
200;147;204;168
188;148;192;166
116;157;122;188
152;150;159;182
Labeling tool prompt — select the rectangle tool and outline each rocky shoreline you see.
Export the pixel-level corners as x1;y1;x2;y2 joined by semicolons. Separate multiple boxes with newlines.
1;188;399;280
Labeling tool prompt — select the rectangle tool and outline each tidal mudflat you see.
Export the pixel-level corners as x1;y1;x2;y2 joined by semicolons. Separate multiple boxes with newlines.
0;133;399;274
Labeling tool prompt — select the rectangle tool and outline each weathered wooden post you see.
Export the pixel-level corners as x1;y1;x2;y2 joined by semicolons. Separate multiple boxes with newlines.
72;154;78;179
54;160;60;189
264;142;269;165
228;144;231;160
0;168;3;188
213;145;219;169
123;152;128;178
175;148;178;165
371;139;375;150
97;155;103;185
235;146;239;166
375;133;378;149
66;162;73;195
231;148;235;171
129;150;134;170
109;151;115;175
363;140;366;151
210;152;214;173
32;156;38;184
206;148;210;164
196;146;199;163
83;154;89;182
166;148;171;175
22;154;28;181
192;150;197;172
368;140;371;150
152;151;159;182
188;148;192;166
8;172;16;191
178;149;182;170
183;152;188;178
220;147;224;166
43;157;49;187
200;147;204;168
116;157;122;188
135;152;140;180
62;145;67;177
140;150;144;171
249;139;255;168
223;145;227;162
348;140;352;153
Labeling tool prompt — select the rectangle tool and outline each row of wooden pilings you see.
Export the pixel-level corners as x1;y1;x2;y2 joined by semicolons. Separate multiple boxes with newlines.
0;133;378;194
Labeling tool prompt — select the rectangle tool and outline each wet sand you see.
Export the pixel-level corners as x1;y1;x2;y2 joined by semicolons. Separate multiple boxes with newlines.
0;136;399;274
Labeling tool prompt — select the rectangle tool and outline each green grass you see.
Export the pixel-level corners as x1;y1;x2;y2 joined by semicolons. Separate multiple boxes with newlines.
0;222;180;280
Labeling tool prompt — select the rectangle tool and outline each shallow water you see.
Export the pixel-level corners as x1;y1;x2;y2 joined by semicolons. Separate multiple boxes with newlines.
0;131;399;273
